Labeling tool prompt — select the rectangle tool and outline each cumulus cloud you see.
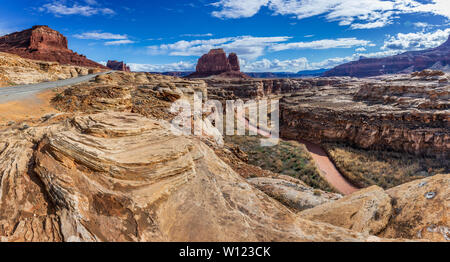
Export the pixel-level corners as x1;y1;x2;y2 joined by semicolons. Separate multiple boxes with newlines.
211;0;450;29
128;61;196;72
148;36;292;60
240;49;404;72
73;32;128;40
271;37;371;51
355;47;367;52
39;1;115;16
382;28;450;50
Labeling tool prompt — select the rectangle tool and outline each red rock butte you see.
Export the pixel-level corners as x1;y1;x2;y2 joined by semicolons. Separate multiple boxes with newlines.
188;48;250;78
107;60;131;72
0;25;107;69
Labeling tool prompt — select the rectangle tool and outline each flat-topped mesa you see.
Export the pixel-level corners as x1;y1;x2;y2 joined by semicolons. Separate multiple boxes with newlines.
0;25;107;69
106;60;131;72
188;48;249;78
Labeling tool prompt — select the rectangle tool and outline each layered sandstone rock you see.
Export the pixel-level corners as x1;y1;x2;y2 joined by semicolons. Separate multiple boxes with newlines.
188;49;249;79
0;52;101;86
299;186;393;235
0;26;107;69
0;112;383;242
381;174;449;241
324;35;450;77
279;76;449;158
248;176;342;211
106;60;130;72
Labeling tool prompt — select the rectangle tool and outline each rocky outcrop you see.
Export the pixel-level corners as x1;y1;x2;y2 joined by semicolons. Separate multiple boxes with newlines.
188;49;249;79
324;35;450;77
299;186;393;235
106;60;130;72
0;52;102;87
248;176;342;211
381;174;449;241
0;26;107;69
0;111;384;242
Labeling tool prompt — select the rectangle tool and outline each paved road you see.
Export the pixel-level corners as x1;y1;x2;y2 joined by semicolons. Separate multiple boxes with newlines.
0;71;112;103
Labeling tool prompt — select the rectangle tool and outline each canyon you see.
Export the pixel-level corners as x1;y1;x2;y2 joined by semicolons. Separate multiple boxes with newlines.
0;71;447;241
0;28;448;242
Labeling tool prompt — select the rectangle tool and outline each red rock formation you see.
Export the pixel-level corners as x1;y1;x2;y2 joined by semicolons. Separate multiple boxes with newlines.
324;35;450;77
106;60;130;72
0;25;107;69
188;48;249;78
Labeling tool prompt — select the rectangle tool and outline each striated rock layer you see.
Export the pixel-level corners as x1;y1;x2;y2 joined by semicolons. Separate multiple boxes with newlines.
0;52;102;87
0;26;107;69
0;112;382;242
324;35;450;77
188;49;249;79
205;73;448;159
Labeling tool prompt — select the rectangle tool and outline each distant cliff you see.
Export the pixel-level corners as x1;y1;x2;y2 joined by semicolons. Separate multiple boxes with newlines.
107;60;130;72
324;35;450;77
187;48;249;78
0;25;107;69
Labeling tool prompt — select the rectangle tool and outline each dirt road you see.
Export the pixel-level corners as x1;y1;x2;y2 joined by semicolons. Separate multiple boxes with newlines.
239;109;359;195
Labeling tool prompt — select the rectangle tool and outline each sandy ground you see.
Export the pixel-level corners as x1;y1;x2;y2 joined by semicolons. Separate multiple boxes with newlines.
0;89;60;126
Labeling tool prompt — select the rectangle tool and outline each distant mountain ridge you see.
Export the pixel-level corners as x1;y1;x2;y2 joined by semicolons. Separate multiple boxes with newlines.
155;69;328;78
324;35;450;77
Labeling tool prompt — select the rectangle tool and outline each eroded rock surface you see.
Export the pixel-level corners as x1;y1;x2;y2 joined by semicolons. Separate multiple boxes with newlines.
380;174;449;241
299;186;393;235
0;112;381;242
0;52;101;86
188;49;249;79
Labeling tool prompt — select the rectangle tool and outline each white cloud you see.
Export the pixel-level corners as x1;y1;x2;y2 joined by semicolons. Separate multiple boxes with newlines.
240;49;404;72
271;37;371;51
39;1;115;16
355;47;366;52
73;32;128;40
128;61;195;72
211;0;269;19
382;28;450;50
104;40;135;46
181;33;214;37
413;22;430;28
211;0;450;29
149;36;292;60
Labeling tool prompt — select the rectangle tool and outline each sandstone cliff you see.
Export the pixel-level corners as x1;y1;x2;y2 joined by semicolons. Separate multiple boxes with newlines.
0;26;107;69
106;60;130;72
188;49;249;79
324;35;450;77
0;52;102;87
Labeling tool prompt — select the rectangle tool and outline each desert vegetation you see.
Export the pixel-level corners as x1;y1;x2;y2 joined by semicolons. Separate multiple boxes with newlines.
323;142;449;189
225;135;335;192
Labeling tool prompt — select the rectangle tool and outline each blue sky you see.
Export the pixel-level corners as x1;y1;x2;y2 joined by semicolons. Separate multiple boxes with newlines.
1;0;449;72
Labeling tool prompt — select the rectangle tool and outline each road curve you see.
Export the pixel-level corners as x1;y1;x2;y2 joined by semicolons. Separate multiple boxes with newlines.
0;71;113;103
238;109;359;195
